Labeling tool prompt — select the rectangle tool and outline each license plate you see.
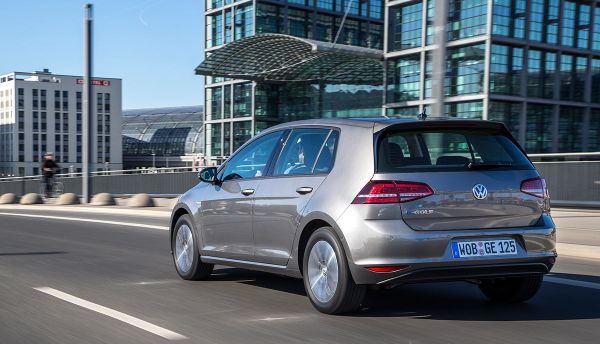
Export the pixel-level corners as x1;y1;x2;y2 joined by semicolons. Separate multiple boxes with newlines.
452;239;517;258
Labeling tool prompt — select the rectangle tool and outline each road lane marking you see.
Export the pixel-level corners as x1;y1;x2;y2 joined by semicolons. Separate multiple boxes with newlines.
0;204;171;218
33;287;187;340
0;212;168;230
545;277;600;290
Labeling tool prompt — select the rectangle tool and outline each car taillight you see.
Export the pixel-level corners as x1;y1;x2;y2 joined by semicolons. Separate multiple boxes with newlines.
366;265;409;273
352;181;433;204
521;177;549;199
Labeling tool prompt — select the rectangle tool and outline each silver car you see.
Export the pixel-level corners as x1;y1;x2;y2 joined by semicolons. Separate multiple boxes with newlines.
170;118;556;314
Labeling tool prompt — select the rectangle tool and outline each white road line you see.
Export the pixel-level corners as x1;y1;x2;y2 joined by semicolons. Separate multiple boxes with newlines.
545;277;600;290
0;212;168;230
34;287;187;340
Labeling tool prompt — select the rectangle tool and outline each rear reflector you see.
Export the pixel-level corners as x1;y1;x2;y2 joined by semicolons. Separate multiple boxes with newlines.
366;265;409;273
521;177;549;199
352;181;433;204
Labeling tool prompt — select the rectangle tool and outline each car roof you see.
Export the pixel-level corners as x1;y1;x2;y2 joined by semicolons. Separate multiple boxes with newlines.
263;117;506;133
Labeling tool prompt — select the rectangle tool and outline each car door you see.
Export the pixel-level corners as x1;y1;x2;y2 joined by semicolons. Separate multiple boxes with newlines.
199;130;285;261
252;128;339;266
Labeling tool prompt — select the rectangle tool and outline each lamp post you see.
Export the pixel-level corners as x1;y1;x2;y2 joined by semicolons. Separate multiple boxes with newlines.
152;152;156;169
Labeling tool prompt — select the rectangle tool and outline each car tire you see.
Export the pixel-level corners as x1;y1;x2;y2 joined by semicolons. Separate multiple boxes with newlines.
302;227;366;314
478;275;543;303
172;214;214;280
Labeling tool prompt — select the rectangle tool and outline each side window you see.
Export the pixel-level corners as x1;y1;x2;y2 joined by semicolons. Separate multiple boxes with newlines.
273;128;330;176
218;131;284;180
313;130;339;174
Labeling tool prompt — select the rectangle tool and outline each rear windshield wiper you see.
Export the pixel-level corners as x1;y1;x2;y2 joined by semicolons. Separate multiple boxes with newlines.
467;162;514;170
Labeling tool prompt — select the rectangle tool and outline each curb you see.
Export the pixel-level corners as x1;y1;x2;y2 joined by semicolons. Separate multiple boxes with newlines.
557;243;600;260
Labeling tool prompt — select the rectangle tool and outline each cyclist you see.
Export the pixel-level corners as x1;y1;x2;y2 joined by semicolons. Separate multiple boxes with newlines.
41;152;60;198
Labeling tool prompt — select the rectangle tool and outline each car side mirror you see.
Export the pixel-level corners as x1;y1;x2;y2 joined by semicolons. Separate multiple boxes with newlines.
198;167;219;184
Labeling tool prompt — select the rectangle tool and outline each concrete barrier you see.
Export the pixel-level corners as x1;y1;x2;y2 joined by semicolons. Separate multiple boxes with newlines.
127;193;155;207
91;193;116;206
56;193;81;205
20;193;42;205
0;193;19;204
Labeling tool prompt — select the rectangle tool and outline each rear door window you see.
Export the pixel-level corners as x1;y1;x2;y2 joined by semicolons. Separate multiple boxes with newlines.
377;129;533;172
273;128;336;176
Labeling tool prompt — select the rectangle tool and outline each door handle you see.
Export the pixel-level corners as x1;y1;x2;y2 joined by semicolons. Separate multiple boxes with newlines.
296;187;313;195
241;189;255;196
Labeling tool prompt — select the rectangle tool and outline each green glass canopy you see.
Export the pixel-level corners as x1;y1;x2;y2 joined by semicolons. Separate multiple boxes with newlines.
195;34;383;85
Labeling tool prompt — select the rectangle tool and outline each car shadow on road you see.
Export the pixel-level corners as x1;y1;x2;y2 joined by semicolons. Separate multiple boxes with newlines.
210;267;307;296
358;272;600;320
211;268;600;320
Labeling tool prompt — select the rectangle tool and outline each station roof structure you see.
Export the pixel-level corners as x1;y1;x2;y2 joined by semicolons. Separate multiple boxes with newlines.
195;34;383;85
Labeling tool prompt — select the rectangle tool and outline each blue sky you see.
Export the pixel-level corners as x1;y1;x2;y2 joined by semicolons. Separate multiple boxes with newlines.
0;0;204;109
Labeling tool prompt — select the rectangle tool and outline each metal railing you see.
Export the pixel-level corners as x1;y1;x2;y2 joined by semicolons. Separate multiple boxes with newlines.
0;166;204;182
1;153;599;207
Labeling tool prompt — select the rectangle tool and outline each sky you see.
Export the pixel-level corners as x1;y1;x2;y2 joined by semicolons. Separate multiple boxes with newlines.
0;0;204;109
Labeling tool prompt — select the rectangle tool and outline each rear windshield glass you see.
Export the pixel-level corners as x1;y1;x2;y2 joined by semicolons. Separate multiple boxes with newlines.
377;129;534;172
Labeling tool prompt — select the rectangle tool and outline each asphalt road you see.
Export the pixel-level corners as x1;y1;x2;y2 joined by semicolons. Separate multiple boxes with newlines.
0;208;599;344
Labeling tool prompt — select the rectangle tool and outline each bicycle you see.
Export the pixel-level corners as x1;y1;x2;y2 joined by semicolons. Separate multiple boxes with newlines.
40;176;64;199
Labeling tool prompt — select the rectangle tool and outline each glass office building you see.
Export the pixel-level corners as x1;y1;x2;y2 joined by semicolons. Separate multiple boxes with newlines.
385;0;600;153
202;0;385;162
122;106;204;169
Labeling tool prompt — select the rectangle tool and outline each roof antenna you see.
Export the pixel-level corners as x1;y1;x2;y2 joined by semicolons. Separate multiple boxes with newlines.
418;108;428;120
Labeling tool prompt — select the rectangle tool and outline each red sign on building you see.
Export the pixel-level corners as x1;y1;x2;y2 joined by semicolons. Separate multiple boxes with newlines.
76;79;111;86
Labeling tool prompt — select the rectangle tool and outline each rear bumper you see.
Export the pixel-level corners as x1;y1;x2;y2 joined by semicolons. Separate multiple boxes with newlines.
377;261;552;288
336;206;556;285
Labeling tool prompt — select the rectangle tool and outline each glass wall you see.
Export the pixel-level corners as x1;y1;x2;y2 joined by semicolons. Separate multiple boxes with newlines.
444;44;485;96
386;106;419;117
492;0;525;39
233;121;252;151
206;3;253;49
254;83;382;132
254;1;383;49
527;49;556;99
489;44;523;95
446;0;487;41
592;58;600;103
488;101;521;140
590;109;600;151
389;2;422;51
560;54;586;102
525;103;553;153
444;101;483;119
386;55;420;102
558;106;584;152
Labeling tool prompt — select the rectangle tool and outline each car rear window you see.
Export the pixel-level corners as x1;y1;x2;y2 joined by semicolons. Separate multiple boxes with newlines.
377;128;534;172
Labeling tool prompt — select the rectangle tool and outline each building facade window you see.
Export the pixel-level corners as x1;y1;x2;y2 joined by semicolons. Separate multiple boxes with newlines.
234;4;253;40
490;44;523;96
591;58;600;103
445;44;485;96
444;101;483;119
488;101;521;140
590;109;600;151
233;83;252;118
447;0;487;41
559;54;586;102
527;49;556;99
492;0;525;39
386;106;419;117
526;103;554;153
558;106;584;152
233;121;252;152
386;55;420;102
389;2;422;51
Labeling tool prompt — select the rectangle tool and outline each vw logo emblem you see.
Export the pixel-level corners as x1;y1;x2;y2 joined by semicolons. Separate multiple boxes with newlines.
472;184;488;200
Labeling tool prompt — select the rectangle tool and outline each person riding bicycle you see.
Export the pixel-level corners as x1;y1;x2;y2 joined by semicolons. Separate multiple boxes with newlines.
41;152;60;198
